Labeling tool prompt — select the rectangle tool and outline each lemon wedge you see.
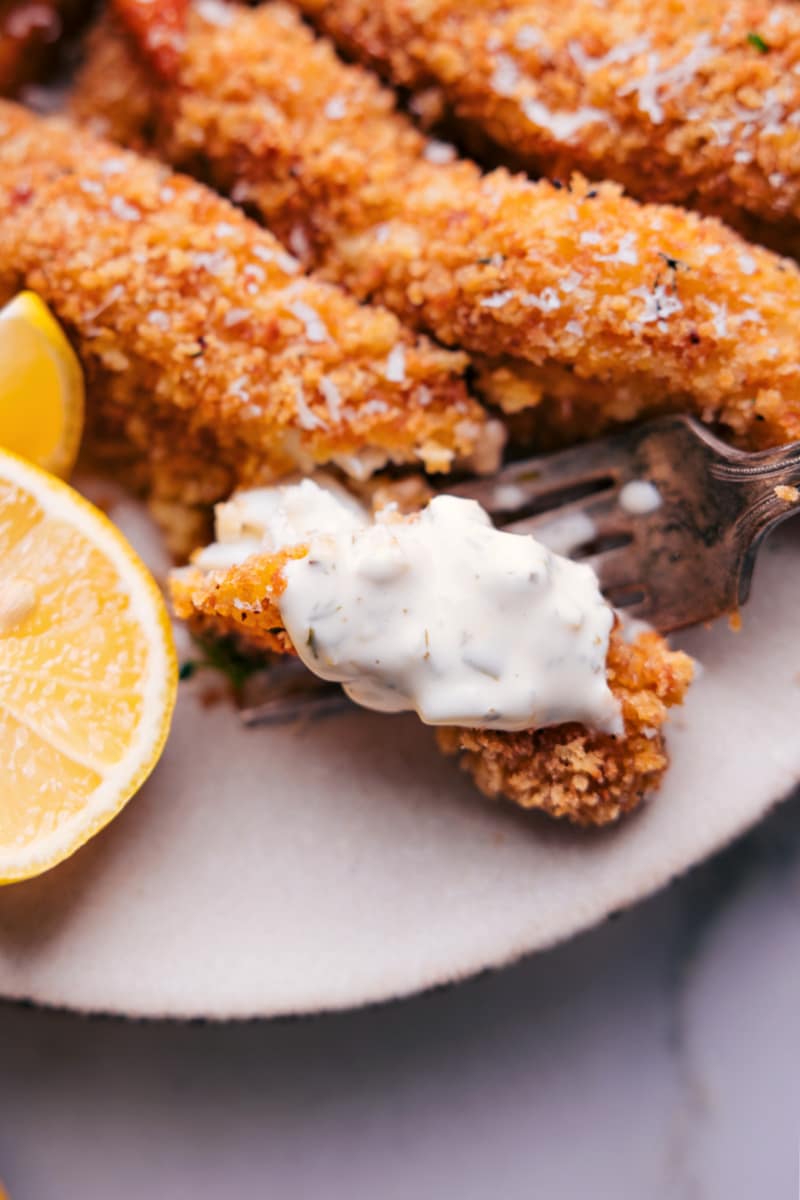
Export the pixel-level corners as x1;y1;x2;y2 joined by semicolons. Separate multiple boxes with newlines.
0;449;177;884
0;291;85;479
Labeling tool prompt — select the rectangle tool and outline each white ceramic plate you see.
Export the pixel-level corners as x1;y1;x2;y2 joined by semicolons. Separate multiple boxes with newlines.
0;488;798;1019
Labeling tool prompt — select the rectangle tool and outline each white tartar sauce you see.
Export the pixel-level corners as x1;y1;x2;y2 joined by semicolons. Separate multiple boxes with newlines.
196;479;622;734
619;479;661;515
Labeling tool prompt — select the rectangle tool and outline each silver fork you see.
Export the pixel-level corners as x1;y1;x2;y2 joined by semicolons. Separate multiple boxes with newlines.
242;413;800;725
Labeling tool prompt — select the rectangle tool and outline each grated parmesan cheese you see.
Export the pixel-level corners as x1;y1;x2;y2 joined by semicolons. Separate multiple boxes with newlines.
385;345;406;383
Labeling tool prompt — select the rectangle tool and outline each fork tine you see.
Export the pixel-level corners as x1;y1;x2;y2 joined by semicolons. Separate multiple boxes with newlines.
611;594;655;623
502;490;628;550
449;430;632;521
583;547;644;604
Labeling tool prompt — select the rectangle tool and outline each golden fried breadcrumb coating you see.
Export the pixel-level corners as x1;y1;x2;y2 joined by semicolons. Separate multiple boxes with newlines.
438;631;692;825
74;6;800;450
298;0;800;248
172;550;300;656
0;102;489;523
170;545;692;825
70;11;160;153
114;0;187;80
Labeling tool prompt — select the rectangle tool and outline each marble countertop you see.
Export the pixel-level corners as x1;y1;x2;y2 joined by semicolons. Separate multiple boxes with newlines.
1;791;798;1199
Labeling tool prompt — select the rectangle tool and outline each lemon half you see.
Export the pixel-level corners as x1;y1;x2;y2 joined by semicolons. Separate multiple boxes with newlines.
0;449;177;884
0;291;85;479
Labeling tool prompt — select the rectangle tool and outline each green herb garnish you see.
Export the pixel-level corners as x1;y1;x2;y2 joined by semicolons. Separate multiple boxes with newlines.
747;31;769;53
182;634;264;693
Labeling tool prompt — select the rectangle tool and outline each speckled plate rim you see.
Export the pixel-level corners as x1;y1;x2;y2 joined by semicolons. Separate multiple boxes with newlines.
0;494;798;1021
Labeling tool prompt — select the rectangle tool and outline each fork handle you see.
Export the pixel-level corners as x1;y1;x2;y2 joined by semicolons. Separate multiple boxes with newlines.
714;440;800;538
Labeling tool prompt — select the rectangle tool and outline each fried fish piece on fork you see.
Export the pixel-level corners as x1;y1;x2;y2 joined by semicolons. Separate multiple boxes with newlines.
297;0;800;253
0;102;492;547
170;486;692;827
75;4;800;452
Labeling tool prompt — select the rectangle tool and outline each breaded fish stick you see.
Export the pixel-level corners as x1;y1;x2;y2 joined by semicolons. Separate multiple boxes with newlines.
0;102;489;530
170;541;692;826
75;5;800;450
297;0;800;248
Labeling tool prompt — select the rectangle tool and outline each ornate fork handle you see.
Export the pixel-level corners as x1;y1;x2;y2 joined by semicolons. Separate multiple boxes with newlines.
712;440;800;542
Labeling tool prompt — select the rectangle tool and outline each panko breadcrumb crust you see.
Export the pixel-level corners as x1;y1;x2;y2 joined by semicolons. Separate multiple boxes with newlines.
437;630;692;826
170;550;692;826
75;4;800;450
298;0;800;248
0;101;489;535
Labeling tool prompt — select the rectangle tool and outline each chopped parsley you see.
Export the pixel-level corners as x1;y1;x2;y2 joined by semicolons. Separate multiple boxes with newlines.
747;32;769;53
180;634;263;694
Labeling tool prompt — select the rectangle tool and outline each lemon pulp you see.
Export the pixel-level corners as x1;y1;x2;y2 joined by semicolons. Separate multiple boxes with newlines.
0;450;177;884
0;292;84;479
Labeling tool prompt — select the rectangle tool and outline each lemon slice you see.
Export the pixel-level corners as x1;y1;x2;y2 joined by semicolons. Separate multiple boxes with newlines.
0;450;177;884
0;291;85;479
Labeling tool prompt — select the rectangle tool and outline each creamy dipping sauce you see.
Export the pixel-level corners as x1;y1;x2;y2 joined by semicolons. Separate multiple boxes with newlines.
619;479;661;515
196;479;622;734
